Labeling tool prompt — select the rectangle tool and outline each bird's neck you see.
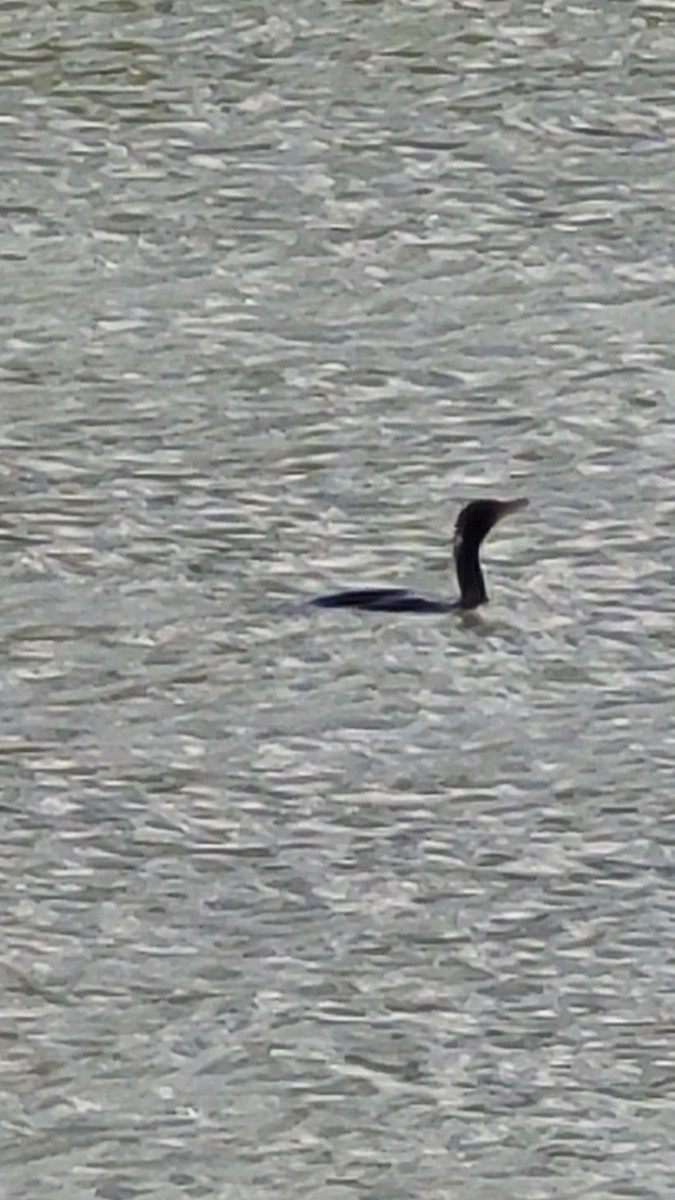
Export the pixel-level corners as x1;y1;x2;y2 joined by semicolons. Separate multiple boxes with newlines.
455;541;488;609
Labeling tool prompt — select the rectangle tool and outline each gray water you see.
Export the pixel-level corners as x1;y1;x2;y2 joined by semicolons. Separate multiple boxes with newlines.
2;1;675;1196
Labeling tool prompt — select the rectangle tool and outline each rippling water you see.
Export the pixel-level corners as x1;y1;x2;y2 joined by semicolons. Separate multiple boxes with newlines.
3;1;675;1196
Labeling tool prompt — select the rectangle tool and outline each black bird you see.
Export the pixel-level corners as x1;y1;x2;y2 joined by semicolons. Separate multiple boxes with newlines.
310;497;529;614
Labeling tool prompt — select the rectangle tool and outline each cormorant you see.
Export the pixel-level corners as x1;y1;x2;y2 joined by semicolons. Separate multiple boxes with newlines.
310;497;529;613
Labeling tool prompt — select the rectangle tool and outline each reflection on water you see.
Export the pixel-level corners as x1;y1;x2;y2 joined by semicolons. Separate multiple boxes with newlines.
3;1;675;1197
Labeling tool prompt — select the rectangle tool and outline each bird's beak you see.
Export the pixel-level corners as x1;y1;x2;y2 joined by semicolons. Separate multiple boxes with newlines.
496;497;529;522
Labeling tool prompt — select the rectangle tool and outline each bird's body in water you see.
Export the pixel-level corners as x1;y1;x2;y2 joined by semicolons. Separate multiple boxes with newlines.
310;497;529;614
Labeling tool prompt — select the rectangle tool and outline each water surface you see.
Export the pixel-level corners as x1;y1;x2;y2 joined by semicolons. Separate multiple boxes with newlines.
2;1;675;1197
